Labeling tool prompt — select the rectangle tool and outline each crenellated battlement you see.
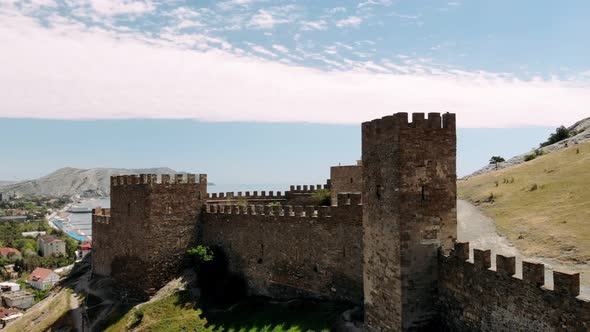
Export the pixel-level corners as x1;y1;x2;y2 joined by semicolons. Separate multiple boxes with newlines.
110;173;206;187
362;112;455;141
206;183;331;201
204;193;362;222
288;182;331;193
92;207;111;224
446;242;583;299
207;190;287;200
92;207;111;216
439;241;589;330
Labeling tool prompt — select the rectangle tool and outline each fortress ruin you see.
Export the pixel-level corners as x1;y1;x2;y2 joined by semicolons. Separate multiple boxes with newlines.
92;112;589;331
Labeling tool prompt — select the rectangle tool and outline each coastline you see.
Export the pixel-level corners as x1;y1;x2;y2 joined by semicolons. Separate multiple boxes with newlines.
47;197;109;242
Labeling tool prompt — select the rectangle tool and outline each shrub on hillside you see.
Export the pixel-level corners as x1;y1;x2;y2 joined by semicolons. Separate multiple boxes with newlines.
524;154;536;162
540;125;571;147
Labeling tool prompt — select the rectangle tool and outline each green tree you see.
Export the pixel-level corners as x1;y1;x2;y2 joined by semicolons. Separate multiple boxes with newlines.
540;125;570;147
12;238;38;253
489;156;505;170
186;245;214;268
63;237;78;260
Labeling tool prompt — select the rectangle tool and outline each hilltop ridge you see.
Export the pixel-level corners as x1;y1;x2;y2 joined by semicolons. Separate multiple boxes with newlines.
465;117;590;178
0;167;181;197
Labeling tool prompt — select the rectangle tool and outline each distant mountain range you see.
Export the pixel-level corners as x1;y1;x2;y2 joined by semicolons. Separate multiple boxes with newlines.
0;167;182;198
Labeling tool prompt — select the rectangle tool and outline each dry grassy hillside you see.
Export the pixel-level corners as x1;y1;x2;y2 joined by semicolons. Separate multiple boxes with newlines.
458;141;590;264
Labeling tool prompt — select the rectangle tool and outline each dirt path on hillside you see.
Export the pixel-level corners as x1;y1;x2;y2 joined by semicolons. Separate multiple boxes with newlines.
457;199;590;299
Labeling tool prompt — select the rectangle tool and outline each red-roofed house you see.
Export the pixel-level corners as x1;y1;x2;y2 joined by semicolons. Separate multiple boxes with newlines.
28;267;59;290
0;307;22;328
77;242;92;259
0;248;21;259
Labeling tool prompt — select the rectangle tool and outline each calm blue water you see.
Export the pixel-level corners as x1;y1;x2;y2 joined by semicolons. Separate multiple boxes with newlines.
67;197;110;238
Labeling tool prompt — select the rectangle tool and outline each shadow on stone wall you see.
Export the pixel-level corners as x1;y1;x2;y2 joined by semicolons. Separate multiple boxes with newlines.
198;246;248;308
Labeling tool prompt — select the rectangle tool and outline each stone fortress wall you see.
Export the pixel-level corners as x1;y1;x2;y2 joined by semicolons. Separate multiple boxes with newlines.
439;242;590;331
92;112;589;331
202;192;363;303
206;181;331;206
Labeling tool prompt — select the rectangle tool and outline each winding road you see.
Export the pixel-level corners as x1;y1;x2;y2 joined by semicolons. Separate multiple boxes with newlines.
457;199;589;298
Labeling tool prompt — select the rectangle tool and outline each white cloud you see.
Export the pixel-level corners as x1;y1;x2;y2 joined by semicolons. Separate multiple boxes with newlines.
336;16;362;28
218;0;261;10
1;14;589;128
358;0;392;8
26;0;57;9
326;7;346;14
88;0;155;16
271;44;289;53
248;9;289;29
301;20;327;31
249;44;277;57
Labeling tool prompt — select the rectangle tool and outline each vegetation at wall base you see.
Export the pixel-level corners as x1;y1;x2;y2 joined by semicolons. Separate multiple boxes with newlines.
104;291;339;332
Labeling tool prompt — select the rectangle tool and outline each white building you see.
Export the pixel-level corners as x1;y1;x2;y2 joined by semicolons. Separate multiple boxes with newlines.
38;235;66;257
21;231;46;238
28;267;59;290
0;282;19;292
1;291;34;309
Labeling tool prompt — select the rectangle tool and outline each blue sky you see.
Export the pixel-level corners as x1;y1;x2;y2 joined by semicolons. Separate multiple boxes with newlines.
0;119;554;183
0;1;587;182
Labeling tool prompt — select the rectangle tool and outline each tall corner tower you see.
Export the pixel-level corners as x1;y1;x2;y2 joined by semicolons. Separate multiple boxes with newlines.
362;112;457;331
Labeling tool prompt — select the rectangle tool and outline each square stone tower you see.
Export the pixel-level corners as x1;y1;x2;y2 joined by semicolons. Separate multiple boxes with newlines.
92;173;207;299
362;113;457;331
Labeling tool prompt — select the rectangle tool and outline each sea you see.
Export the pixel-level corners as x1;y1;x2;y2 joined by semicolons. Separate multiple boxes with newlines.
68;184;293;238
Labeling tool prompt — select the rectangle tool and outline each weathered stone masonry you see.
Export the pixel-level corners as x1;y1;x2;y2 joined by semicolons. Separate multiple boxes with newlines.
362;113;457;331
92;112;589;331
202;192;363;303
92;174;207;298
439;242;590;331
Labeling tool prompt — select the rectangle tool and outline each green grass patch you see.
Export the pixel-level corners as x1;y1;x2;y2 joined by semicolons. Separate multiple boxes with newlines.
205;298;347;332
102;292;347;332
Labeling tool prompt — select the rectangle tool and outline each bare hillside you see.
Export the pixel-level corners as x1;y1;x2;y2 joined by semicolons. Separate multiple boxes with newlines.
459;141;590;285
0;167;179;197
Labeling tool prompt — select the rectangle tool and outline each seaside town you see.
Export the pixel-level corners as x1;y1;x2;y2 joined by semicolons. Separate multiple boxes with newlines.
0;193;92;329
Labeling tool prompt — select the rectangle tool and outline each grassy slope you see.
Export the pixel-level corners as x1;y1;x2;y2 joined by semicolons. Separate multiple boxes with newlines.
6;288;71;332
458;142;590;263
104;292;335;332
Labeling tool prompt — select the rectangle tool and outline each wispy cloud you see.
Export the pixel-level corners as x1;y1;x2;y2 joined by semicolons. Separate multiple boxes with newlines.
271;44;289;53
249;43;278;57
248;8;291;29
300;20;327;31
1;13;589;128
335;16;362;28
88;0;155;16
326;7;346;14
